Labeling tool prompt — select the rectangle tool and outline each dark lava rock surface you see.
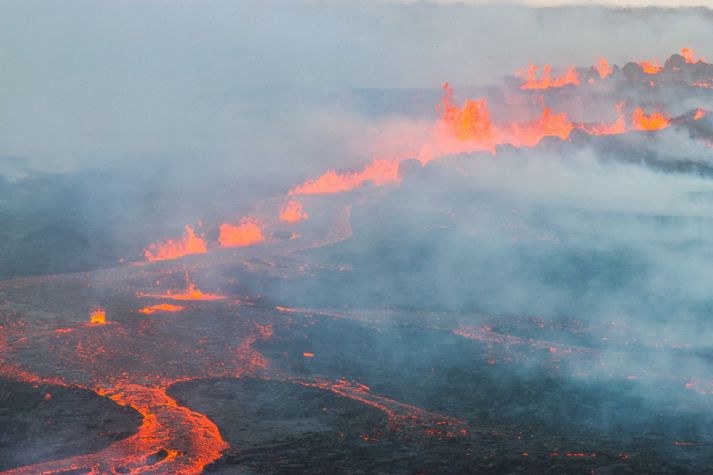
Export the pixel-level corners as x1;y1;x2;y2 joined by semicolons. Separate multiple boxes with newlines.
168;377;391;473
168;374;713;475
0;378;142;471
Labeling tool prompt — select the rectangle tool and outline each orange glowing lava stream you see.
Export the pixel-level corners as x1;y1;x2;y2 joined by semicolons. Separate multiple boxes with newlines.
288;159;401;195
2;384;229;475
144;226;208;262
289;87;678;197
4;322;461;472
0;309;274;474
138;303;185;314
288;85;577;195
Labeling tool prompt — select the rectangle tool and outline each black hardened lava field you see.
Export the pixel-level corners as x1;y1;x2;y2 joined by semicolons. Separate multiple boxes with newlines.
3;3;713;474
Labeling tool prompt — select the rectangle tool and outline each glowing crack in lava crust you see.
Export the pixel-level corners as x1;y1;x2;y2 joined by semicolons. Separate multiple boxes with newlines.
3;46;713;474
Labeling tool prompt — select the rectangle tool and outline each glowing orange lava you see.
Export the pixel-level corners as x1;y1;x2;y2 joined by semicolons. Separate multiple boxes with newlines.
138;275;227;301
139;51;693;256
681;47;704;64
638;60;662;74
279;200;308;223
218;219;265;248
3;384;229;475
440;83;494;144
519;64;580;90
89;308;106;325
437;85;575;149
144;225;208;262
595;57;613;79
289;159;400;195
138;303;185;314
5;49;712;475
508;108;574;147
632;107;670;131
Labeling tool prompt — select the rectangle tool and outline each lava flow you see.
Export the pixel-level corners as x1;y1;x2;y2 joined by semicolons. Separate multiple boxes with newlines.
138;303;185;314
638;60;662;74
594;57;613;79
632;107;670;131
289;159;401;195
3;385;229;475
144;226;208;262
218;219;265;248
137;275;227;301
3;48;713;474
518;64;580;89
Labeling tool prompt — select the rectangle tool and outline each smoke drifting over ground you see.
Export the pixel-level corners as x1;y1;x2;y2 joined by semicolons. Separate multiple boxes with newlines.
0;1;711;274
2;1;713;474
1;1;712;171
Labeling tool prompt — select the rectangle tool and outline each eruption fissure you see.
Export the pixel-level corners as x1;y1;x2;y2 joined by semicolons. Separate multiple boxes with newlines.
518;64;581;90
140;49;707;265
144;226;208;263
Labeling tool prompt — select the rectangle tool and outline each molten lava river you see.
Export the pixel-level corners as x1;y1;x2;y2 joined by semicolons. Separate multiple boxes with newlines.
3;50;713;473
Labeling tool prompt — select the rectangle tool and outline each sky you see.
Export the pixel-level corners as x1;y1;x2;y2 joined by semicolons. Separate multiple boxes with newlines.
1;0;712;177
406;0;713;5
